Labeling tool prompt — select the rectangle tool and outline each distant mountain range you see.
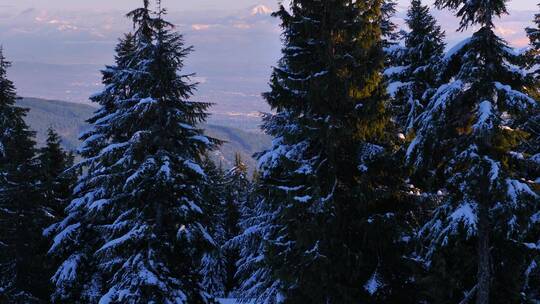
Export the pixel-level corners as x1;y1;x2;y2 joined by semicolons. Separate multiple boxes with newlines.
18;97;271;172
250;4;273;16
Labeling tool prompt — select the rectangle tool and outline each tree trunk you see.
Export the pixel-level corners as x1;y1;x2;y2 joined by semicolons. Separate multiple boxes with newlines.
476;198;491;304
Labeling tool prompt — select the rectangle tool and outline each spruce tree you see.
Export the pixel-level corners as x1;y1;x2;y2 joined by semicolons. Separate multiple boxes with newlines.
231;154;278;303
199;157;227;298
525;5;540;178
38;128;76;303
47;1;219;303
382;0;399;47
382;0;402;76
0;48;49;303
387;0;445;134
407;1;540;303
241;1;415;303
526;4;540;87
201;154;249;298
222;154;249;295
525;5;540;170
522;6;540;301
38;128;76;220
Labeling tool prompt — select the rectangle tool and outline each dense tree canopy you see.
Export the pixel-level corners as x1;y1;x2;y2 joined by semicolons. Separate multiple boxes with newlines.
46;1;219;303
407;0;540;303
0;1;537;303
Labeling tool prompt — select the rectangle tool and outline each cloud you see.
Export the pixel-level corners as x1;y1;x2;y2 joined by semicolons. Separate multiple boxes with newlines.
392;6;535;48
31;12;80;32
191;23;215;31
495;26;518;36
511;37;530;47
177;5;278;33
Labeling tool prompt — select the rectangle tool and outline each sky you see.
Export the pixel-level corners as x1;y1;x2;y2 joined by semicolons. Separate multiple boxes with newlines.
0;0;534;11
0;0;537;129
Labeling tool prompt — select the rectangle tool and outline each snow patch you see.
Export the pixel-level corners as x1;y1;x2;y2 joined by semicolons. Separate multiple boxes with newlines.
444;37;472;60
449;202;477;235
531;153;540;165
52;254;82;285
97;225;146;253
473;101;493;132
495;82;537;110
364;269;382;295
387;81;410;98
191;135;211;145
384;65;408;77
506;179;538;204
49;223;81;254
293;195;311;203
184;160;206;177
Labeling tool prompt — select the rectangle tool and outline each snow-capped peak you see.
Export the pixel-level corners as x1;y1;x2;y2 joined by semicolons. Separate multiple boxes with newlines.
250;5;272;16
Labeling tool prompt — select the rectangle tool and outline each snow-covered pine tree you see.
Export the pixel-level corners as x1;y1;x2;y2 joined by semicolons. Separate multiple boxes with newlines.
521;6;540;301
199;157;228;298
231;149;279;303
201;154;249;298
0;48;49;303
382;0;399;48
407;0;540;302
381;0;402;78
38;128;76;221
524;5;540;181
387;0;446;134
222;154;249;295
37;128;76;302
524;5;540;154
47;1;219;303
241;1;415;303
45;29;134;304
526;4;540;88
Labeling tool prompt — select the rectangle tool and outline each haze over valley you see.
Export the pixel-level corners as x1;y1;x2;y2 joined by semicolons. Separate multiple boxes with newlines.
2;1;535;131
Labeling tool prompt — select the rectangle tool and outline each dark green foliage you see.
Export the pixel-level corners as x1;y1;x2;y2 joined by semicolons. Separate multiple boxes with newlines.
222;154;248;295
434;0;508;30
201;154;249;297
407;1;540;303
38;128;76;219
388;0;446;134
248;1;417;303
521;5;540;301
382;0;399;47
0;1;538;303
525;4;540;85
0;48;49;303
47;1;220;302
36;128;77;304
199;157;228;297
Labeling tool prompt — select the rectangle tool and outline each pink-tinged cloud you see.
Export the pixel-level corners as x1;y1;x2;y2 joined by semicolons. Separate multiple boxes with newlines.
392;7;536;48
512;37;531;48
495;26;518;36
32;11;80;32
191;23;213;31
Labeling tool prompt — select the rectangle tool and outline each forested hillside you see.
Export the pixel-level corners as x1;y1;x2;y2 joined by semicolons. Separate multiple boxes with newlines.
18;97;270;170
